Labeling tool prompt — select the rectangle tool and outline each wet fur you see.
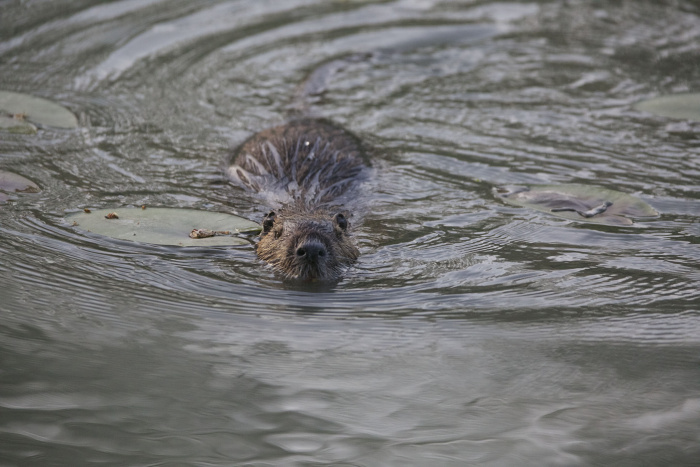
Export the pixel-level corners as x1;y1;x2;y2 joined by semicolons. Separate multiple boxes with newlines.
227;119;365;206
255;204;360;281
228;119;366;281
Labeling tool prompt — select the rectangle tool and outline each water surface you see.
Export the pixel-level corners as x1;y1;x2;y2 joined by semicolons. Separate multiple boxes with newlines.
1;0;699;465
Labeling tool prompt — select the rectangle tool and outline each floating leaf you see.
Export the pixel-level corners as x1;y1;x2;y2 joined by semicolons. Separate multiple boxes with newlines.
0;90;78;129
634;93;700;121
67;207;261;246
0;170;40;203
0;115;37;134
495;184;658;226
0;170;40;193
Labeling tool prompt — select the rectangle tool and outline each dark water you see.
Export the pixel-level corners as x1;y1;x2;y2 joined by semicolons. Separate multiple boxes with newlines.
1;0;700;465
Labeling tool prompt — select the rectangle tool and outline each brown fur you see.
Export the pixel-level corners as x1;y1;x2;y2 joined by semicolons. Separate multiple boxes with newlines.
227;119;366;281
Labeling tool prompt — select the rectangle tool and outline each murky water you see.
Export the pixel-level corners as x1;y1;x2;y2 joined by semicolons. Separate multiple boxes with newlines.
2;0;700;465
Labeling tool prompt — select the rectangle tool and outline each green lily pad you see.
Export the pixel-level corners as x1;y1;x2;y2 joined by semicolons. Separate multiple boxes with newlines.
0;115;37;134
494;184;659;226
67;207;261;246
634;93;700;121
0;90;78;130
0;170;40;203
0;170;40;192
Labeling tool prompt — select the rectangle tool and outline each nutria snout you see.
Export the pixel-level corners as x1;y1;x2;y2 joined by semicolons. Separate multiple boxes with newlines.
254;205;360;281
227;119;366;281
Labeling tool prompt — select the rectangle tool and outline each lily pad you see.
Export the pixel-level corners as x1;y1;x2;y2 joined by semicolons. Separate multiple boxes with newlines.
494;184;658;226
0;90;78;130
634;93;700;121
0;170;40;203
67;207;261;246
0;115;37;134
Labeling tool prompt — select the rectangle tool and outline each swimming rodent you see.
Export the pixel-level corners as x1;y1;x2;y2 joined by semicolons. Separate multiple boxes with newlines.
226;118;367;281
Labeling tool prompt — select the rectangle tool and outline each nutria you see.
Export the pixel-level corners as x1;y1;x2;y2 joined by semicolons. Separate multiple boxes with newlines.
226;118;367;281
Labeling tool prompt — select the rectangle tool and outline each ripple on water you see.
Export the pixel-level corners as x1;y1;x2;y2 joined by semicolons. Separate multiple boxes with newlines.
2;1;700;465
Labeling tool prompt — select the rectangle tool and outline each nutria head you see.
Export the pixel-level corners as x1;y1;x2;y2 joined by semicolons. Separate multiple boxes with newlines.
255;204;360;282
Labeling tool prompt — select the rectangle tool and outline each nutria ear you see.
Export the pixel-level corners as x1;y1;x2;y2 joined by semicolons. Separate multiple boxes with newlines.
262;211;276;233
334;213;348;230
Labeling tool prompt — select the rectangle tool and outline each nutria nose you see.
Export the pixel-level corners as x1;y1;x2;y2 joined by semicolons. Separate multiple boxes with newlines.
296;240;326;262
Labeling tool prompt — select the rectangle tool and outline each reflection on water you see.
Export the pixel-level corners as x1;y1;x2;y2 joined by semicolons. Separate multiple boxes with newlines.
1;0;699;465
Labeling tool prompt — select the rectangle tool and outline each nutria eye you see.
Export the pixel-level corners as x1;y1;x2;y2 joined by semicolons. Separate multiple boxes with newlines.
262;211;276;233
334;213;348;230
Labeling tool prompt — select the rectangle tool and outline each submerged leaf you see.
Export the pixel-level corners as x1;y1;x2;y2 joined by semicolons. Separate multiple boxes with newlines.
495;184;658;226
67;207;261;246
634;93;700;121
0;90;78;129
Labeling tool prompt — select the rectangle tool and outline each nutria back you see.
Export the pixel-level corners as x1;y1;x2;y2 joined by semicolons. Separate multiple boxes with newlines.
227;119;366;207
227;119;367;281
